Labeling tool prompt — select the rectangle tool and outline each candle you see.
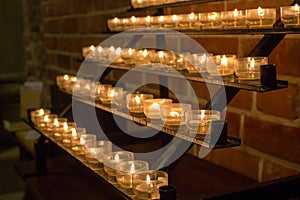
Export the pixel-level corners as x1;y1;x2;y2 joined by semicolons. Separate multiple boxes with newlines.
126;93;154;115
30;108;51;125
185;53;212;74
121;48;135;65
53;121;69;142
280;4;300;27
163;103;192;127
133;170;168;200
234;57;268;80
246;7;276;28
143;99;173;123
221;9;246;28
186;110;221;139
116;160;149;188
206;54;236;76
200;12;222;29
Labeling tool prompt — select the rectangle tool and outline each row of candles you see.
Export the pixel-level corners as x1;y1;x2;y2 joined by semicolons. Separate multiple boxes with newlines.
30;108;168;199
56;75;221;138
82;45;269;80
130;0;189;9
108;4;300;31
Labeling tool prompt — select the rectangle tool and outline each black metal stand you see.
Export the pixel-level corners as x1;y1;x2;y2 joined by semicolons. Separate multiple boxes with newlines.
34;135;48;176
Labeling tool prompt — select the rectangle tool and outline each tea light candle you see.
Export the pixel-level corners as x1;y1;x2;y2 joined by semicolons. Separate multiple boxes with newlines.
280;4;300;27
200;12;222;29
103;151;134;177
53;121;69;142
143;99;173;122
163;103;192;127
116;160;149;188
186;110;221;138
234;57;268;80
121;48;135;65
185;53;211;74
221;9;247;28
36;114;58;132
206;54;236;76
246;7;276;28
126;93;154;115
133;170;168;200
30;108;51;125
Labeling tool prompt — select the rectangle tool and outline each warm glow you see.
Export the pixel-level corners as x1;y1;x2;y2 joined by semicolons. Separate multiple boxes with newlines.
159;16;164;22
115;47;121;56
43;115;49;122
71;77;77;82
258;7;264;17
63;122;68;131
80;137;85;145
209;12;217;20
158;51;164;59
143;49;148;58
128;48;133;56
113;17;119;24
135;95;141;104
172;14;178;22
97;46;103;53
137;0;142;4
130;163;135;174
233;9;238;18
170;111;180;117
151;102;160;110
200;110;205;120
146;15;151;23
200;54;207;63
189;12;195;20
109;46;115;52
90;148;97;155
71;128;77;137
250;58;255;69
109;89;115;97
220;55;228;67
39;109;44;115
114;154;120;162
54;118;59;127
131;16;137;23
146;175;151;184
90;45;95;51
294;4;299;12
63;74;69;81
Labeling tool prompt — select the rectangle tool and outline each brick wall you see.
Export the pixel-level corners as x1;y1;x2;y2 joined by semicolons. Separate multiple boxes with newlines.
37;0;300;182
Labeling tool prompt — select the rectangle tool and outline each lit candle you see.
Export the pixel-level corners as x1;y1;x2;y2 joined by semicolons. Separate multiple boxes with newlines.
126;93;154;115
146;15;151;26
295;4;300;24
257;7;265;26
131;16;137;28
172;14;178;28
189;12;195;27
158;16;164;27
233;8;238;27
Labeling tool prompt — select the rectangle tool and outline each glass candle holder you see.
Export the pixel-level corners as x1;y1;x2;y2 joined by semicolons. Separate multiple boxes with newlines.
36;114;58;130
99;85;123;105
133;170;168;200
185;53;211;74
175;53;189;71
133;49;152;66
107;17;120;31
199;12;222;29
143;99;173;122
56;74;71;90
206;54;236;76
76;127;87;136
86;141;112;170
164;51;179;70
121;48;135;65
177;12;199;29
162;103;192;127
221;9;247;29
186;110;221;139
151;16;165;28
103;151;134;182
246;7;276;28
116;160;149;188
162;14;180;29
79;134;97;148
52;121;69;142
280;4;300;27
126;93;154;115
30;108;51;125
234;57;268;80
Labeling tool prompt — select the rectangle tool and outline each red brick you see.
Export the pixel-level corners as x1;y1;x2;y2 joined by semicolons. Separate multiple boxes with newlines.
87;14;109;33
62;17;78;33
77;16;89;34
106;0;130;9
46;67;61;82
94;0;105;11
57;54;71;69
41;2;57;18
228;90;253;110
55;0;73;16
44;19;62;33
262;160;299;182
57;37;82;53
45;36;58;50
82;36;108;47
46;53;57;66
73;0;94;14
244;116;300;163
204;148;260;181
225;111;240;138
257;84;299;119
269;36;300;77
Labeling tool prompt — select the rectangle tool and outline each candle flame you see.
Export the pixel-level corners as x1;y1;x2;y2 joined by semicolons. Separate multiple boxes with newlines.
158;51;164;59
90;148;97;155
128;48;133;56
143;49;148;58
294;4;299;12
135;95;141;104
200;54;207;63
209;12;217;21
71;128;77;137
109;89;115;97
63;74;69;80
170;111;180;117
146;175;151;184
54;118;59;126
130;163;135;173
258;7;264;17
44;115;49;122
146;15;151;23
97;46;103;53
137;0;142;3
114;154;120;162
233;9;238;18
90;45;95;51
80;137;85;145
131;16;137;23
200;110;205;120
39;109;44;115
113;17;119;24
158;16;164;22
189;12;195;20
115;47;121;56
63;122;68;131
220;55;228;67
250;58;255;69
109;46;115;52
172;14;178;22
151;102;160;110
